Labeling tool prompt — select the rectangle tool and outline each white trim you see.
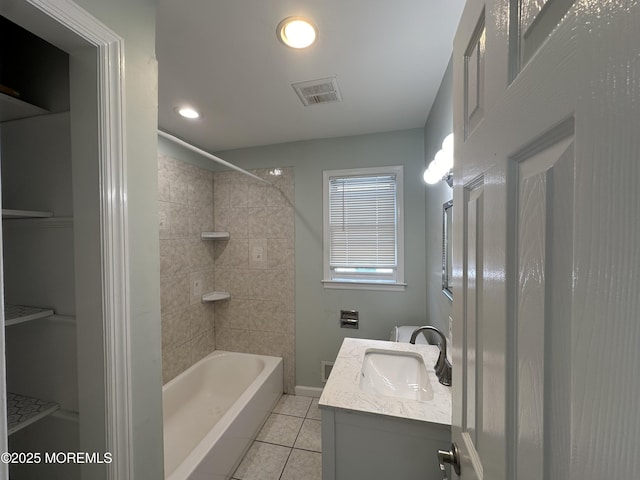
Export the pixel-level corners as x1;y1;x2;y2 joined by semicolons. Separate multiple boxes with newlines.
16;1;132;478
321;280;407;292
322;165;405;290
295;386;324;398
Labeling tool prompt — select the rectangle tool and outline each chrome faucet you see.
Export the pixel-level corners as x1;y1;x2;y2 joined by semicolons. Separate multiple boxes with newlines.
409;326;452;386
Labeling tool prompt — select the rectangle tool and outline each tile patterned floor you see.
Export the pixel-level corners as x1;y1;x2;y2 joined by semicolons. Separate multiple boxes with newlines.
232;395;322;480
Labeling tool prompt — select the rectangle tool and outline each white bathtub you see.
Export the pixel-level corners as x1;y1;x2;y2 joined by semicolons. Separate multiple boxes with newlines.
163;350;283;480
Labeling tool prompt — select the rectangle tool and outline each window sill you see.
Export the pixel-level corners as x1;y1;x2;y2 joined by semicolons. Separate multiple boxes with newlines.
321;280;407;292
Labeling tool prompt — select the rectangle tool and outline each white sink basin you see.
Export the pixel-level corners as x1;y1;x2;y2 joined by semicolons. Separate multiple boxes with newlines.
359;348;433;401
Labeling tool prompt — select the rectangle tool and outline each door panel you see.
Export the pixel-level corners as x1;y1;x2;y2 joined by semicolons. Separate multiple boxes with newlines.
516;0;577;67
464;16;485;139
464;183;484;452
460;181;484;480
452;1;640;479
511;128;574;480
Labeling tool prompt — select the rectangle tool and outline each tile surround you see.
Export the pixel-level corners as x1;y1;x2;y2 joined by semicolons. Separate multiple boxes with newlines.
159;155;295;390
159;154;216;384
213;168;295;394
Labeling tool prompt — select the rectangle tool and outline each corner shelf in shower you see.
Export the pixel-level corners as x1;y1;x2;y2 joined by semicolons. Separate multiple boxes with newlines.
201;231;230;240
4;304;54;326
7;392;60;435
201;291;231;302
2;209;53;219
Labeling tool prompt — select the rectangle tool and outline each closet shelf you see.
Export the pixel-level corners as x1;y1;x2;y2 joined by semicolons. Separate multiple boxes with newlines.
201;291;231;302
4;304;55;327
2;209;53;219
7;392;60;435
0;91;48;123
201;231;230;240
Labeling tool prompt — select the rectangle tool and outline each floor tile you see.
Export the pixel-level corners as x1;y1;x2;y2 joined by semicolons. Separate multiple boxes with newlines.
306;397;322;420
233;441;291;480
256;413;304;447
281;449;322;480
293;419;322;452
272;394;312;417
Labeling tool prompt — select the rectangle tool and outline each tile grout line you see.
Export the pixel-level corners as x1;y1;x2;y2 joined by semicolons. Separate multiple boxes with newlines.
278;446;294;480
277;398;300;480
277;396;314;479
234;396;319;480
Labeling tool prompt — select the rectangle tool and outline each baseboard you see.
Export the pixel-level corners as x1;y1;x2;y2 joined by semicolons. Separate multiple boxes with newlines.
294;385;323;398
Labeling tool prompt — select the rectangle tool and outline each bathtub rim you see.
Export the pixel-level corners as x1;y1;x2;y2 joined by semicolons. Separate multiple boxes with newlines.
163;350;283;480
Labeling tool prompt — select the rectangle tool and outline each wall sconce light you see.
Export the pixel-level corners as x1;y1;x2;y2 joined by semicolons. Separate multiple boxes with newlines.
424;133;453;187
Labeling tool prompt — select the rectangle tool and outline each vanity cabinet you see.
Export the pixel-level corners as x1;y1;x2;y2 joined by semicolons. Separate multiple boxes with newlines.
319;338;452;480
321;407;450;480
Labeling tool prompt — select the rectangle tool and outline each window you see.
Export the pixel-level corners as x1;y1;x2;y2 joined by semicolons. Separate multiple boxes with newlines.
323;166;405;290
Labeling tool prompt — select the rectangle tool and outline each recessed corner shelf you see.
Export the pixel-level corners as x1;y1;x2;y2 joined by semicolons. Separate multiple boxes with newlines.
7;392;60;435
201;231;230;240
201;291;231;302
2;209;53;219
4;304;55;327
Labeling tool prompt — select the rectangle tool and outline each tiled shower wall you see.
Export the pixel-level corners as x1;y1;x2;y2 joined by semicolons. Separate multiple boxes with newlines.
158;154;216;383
212;168;295;394
158;155;295;392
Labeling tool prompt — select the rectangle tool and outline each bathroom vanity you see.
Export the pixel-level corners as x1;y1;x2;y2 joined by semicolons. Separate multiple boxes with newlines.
319;338;451;480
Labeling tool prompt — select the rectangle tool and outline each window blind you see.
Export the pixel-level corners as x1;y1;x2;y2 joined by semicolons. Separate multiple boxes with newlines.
328;174;398;269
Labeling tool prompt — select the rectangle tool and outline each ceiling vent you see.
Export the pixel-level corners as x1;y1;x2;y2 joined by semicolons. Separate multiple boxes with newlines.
292;76;343;106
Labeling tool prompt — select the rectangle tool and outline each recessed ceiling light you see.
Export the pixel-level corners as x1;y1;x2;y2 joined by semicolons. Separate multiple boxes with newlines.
175;106;200;119
277;17;318;49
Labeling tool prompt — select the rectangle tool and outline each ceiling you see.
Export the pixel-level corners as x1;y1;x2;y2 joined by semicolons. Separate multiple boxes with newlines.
156;0;465;153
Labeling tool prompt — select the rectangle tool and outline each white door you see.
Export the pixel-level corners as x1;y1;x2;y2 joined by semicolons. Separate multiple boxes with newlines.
450;1;640;479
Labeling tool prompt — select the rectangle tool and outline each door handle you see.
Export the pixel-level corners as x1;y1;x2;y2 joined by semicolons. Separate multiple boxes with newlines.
437;442;461;479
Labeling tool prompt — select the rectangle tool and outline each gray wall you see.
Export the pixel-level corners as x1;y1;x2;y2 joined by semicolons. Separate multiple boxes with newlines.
70;1;163;478
423;57;454;339
212;129;427;389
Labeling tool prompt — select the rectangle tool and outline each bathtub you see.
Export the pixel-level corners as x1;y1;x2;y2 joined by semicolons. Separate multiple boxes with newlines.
163;350;283;480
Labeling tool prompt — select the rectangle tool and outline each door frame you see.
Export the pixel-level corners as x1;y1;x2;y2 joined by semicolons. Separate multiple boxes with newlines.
0;0;133;478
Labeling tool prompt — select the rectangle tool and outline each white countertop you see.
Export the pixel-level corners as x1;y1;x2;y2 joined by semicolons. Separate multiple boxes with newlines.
318;338;452;426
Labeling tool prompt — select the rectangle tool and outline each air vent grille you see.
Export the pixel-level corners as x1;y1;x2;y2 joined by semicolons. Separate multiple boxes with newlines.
292;76;342;106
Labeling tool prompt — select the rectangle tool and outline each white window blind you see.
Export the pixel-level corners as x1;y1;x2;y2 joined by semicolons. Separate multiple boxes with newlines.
329;174;397;268
323;166;404;288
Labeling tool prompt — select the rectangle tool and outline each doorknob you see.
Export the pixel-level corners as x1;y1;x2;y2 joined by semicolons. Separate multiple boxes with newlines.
437;442;461;479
